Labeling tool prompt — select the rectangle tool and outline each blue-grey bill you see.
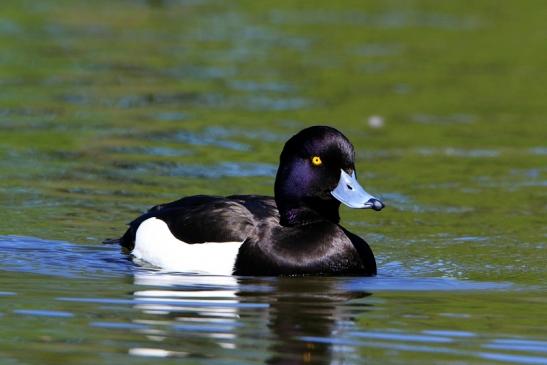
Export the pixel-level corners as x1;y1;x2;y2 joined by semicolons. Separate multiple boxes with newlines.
331;170;384;210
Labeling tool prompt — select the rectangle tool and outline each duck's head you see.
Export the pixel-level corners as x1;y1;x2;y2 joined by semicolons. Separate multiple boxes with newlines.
274;126;384;226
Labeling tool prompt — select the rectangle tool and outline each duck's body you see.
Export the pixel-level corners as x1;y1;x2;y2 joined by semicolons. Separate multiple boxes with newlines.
111;126;384;276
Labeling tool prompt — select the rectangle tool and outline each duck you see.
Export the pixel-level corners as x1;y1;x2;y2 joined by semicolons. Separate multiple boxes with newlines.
108;126;384;276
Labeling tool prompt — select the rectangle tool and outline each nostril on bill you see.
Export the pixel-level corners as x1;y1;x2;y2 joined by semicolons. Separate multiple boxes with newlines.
346;184;353;191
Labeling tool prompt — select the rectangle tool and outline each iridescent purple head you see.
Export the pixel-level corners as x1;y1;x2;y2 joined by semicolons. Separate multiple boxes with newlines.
274;126;384;226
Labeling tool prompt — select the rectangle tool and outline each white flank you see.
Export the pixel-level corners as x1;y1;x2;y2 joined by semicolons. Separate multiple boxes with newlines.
133;217;243;275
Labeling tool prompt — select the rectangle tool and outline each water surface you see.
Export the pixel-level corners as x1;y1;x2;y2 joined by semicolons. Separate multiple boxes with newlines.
1;1;546;364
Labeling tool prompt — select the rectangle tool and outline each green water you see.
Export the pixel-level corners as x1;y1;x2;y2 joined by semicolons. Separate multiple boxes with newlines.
0;1;546;364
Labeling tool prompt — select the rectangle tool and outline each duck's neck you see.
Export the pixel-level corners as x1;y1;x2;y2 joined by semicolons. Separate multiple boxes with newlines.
276;197;341;226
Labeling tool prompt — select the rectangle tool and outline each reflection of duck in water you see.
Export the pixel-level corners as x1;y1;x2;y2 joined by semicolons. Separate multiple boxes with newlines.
130;272;371;364
255;277;372;365
108;126;384;275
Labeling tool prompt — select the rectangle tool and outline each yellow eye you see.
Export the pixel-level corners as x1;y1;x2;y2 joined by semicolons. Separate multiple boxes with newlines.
311;156;322;166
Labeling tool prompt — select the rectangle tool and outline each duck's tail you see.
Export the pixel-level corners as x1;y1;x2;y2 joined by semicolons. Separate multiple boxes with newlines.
103;226;136;251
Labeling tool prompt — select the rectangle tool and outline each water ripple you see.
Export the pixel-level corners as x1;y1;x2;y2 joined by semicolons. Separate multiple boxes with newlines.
0;235;132;278
14;309;74;318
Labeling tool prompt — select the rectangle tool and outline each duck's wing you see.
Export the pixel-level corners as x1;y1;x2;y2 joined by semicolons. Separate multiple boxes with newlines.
109;195;277;251
227;195;279;221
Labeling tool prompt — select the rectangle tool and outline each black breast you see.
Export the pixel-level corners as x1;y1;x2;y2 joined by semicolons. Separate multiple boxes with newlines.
234;221;376;276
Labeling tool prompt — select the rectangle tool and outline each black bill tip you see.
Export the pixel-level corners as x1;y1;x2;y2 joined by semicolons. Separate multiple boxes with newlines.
366;198;385;211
